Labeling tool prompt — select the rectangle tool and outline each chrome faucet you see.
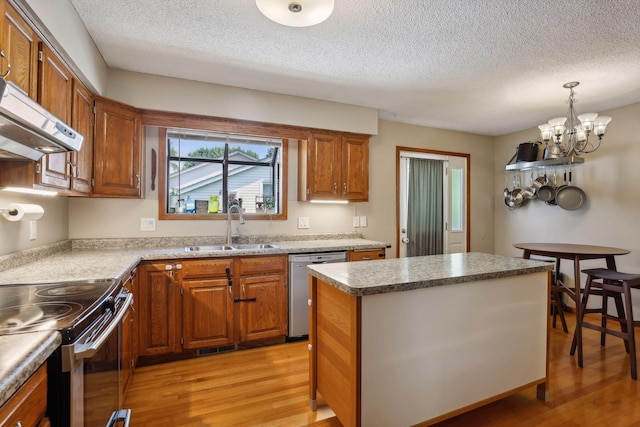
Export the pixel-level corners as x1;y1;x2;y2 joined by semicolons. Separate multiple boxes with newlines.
227;205;245;245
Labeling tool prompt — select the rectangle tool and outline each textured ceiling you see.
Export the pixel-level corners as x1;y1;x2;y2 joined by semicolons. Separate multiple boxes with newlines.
68;0;640;136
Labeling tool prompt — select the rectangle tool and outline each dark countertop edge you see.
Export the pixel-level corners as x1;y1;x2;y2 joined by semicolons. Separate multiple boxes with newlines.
309;264;553;297
0;331;61;407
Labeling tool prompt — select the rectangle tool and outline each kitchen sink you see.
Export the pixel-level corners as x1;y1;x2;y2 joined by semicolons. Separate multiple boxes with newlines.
184;244;279;252
231;244;279;250
184;245;235;252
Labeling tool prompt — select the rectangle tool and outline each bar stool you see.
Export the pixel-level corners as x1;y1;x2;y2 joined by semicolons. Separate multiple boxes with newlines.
550;271;568;333
573;268;640;380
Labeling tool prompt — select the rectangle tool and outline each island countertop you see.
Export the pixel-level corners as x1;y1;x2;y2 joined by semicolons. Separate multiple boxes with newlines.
307;252;553;296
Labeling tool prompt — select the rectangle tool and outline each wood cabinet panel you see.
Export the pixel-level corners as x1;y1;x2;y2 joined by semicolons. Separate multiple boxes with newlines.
94;98;143;197
181;258;233;280
0;362;48;427
348;249;385;262
238;255;286;276
38;43;72;190
239;273;286;342
182;278;234;349
299;132;369;202
1;0;39;99
341;135;369;201
138;263;181;356
70;79;93;193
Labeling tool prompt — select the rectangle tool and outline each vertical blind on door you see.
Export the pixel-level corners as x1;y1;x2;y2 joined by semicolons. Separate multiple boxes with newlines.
407;158;444;257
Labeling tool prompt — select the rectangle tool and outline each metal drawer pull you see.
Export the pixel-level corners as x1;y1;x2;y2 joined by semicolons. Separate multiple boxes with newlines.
233;298;257;303
107;409;131;427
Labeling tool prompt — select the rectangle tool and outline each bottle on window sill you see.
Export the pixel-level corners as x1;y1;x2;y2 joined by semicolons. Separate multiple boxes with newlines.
209;196;219;213
186;196;195;213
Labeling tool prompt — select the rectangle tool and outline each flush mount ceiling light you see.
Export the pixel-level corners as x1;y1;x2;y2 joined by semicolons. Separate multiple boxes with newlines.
256;0;334;27
537;82;612;156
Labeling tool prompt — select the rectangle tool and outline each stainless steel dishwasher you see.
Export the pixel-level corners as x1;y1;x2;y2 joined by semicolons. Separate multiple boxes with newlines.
288;251;347;338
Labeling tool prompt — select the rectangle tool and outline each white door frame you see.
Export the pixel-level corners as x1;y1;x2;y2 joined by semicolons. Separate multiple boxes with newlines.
396;147;470;258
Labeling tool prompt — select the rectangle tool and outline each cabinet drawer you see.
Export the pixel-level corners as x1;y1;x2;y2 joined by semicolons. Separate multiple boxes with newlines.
0;363;48;427
181;258;233;279
348;249;385;262
239;255;286;275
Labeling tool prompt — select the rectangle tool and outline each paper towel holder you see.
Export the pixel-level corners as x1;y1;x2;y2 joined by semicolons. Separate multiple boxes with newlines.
0;207;18;216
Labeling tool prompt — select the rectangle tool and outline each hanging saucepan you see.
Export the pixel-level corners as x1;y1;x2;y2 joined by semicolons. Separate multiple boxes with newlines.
537;170;556;203
556;169;587;210
516;141;541;163
521;172;537;200
503;175;510;198
532;171;546;191
509;174;525;208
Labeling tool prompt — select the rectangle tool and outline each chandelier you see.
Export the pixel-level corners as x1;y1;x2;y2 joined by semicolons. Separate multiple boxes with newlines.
537;82;612;156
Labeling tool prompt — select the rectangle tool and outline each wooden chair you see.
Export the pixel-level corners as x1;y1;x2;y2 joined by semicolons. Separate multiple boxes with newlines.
572;268;640;380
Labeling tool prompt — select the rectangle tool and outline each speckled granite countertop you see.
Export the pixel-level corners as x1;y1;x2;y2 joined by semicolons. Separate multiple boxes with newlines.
0;331;61;407
0;239;388;285
307;252;553;296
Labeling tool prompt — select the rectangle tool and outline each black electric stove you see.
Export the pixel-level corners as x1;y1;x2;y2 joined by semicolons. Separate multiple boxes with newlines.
0;278;119;344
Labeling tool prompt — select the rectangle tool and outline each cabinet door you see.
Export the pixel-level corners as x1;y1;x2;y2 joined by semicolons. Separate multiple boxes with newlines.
94;98;143;197
138;263;181;356
341;135;369;201
183;278;235;349
2;0;39;99
238;273;287;342
70;79;93;193
306;133;341;199
38;43;72;190
0;362;48;427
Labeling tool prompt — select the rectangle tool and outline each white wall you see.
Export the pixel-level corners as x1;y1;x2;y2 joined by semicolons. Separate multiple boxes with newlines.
0;192;68;255
107;70;378;136
494;102;640;276
24;0;108;94
68;120;496;255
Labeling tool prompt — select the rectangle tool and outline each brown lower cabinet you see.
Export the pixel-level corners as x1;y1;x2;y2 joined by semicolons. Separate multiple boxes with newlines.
137;255;287;358
348;248;386;262
0;362;49;427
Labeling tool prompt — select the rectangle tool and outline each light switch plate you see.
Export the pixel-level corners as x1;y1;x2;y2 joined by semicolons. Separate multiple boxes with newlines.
141;217;156;231
352;216;360;227
359;216;367;227
298;217;309;229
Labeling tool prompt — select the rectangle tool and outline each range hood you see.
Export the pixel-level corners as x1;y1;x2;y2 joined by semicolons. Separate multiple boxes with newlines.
0;78;84;161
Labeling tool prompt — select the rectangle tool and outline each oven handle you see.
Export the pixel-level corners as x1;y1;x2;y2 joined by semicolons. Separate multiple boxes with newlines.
107;408;131;427
74;293;133;361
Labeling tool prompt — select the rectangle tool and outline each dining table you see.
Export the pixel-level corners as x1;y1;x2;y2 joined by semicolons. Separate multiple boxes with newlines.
513;243;630;368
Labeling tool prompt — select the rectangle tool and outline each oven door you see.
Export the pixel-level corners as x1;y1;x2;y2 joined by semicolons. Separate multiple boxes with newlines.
63;292;133;427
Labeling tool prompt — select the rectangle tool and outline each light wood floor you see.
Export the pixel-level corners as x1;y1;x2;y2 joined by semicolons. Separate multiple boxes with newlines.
124;312;640;426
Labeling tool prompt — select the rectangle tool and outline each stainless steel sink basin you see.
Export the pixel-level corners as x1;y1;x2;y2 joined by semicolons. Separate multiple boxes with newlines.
231;244;279;250
184;244;279;252
184;245;235;252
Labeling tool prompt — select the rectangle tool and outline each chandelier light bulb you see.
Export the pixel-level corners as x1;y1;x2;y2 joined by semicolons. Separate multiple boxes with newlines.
594;116;612;138
577;113;598;133
538;124;553;142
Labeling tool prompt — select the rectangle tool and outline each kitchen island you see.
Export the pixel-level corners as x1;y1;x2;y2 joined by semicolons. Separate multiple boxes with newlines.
307;252;553;427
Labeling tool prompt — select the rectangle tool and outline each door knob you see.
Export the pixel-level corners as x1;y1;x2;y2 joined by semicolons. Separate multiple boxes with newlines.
401;237;410;244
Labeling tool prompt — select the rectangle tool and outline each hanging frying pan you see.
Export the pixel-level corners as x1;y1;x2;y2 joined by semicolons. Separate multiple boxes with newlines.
537;170;556;203
556;169;587;210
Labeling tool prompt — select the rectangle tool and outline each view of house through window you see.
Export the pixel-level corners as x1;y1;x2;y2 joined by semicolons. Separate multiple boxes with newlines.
166;129;283;215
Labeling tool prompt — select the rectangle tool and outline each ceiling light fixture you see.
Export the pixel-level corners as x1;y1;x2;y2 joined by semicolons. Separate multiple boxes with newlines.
255;0;334;27
537;82;612;156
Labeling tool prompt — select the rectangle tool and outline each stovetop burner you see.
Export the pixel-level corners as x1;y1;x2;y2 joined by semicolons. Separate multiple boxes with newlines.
35;284;101;298
0;302;83;332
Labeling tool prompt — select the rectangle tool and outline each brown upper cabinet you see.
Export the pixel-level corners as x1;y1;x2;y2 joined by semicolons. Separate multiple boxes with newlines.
1;0;39;98
299;132;369;202
93;97;143;197
38;43;73;190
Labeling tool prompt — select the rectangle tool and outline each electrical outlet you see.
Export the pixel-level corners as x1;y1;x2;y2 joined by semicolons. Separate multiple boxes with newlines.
359;216;367;227
298;217;309;229
29;220;37;240
352;216;360;227
141;217;156;231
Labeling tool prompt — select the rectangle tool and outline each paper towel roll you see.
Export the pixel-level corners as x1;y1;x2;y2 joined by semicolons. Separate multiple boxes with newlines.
1;203;44;221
